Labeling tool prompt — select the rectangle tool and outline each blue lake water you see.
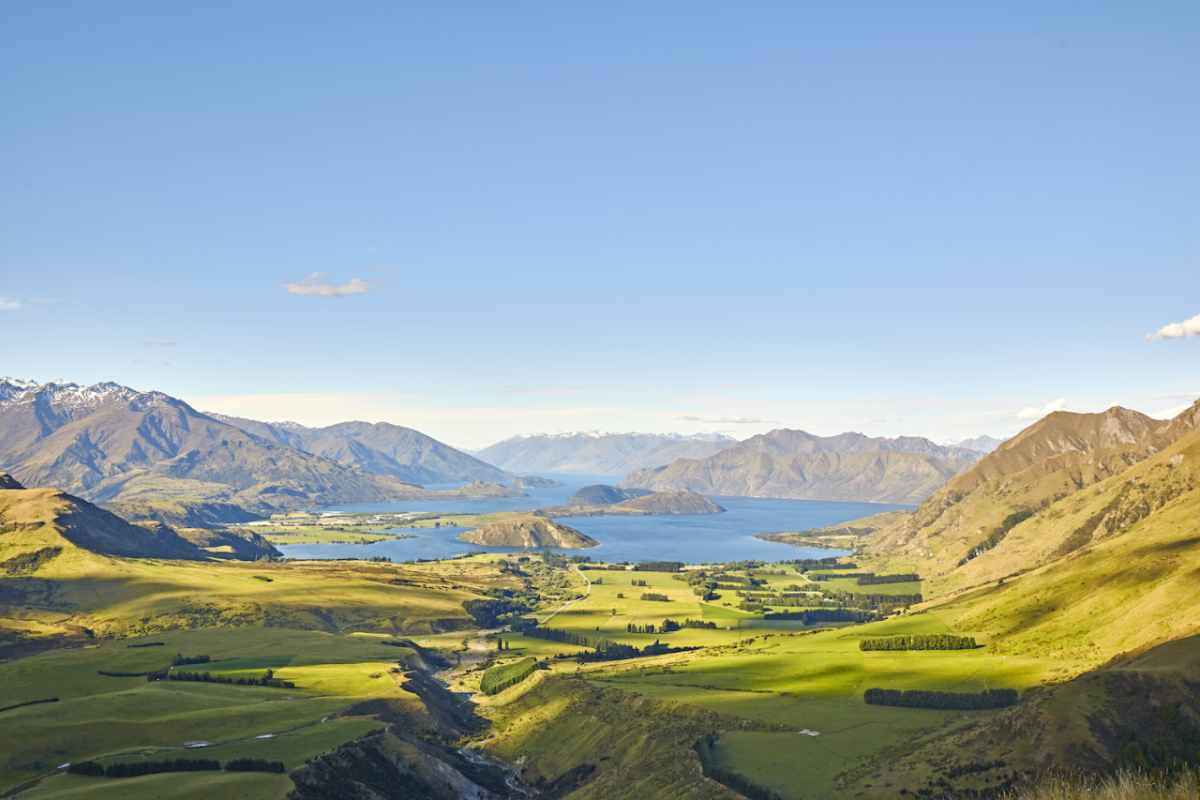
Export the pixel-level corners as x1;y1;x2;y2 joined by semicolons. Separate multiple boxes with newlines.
276;474;912;564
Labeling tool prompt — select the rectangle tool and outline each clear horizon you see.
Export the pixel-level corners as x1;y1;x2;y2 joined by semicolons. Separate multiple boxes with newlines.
3;2;1196;449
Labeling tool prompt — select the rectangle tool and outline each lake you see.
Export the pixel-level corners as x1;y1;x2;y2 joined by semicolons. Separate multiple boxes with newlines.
276;474;912;564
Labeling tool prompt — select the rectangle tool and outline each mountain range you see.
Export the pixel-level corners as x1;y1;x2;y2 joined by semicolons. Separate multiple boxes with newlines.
0;379;513;513
475;430;738;476
206;414;512;484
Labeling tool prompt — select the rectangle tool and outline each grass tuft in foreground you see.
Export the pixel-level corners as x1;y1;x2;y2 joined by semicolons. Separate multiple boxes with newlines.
997;770;1200;800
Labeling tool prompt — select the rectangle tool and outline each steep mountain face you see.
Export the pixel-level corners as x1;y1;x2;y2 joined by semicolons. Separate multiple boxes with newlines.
475;431;739;475
737;429;984;463
207;414;512;484
456;516;598;549
619;448;972;504
860;401;1200;598
0;380;439;511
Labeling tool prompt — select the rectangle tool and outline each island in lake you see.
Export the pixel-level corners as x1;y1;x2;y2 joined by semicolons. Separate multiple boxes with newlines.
457;515;599;549
508;475;567;489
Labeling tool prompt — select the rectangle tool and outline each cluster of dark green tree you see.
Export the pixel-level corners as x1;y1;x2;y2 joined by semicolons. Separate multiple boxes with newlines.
857;573;920;585
945;760;1006;779
693;733;781;800
1110;700;1200;778
167;669;295;689
126;642;164;648
540;552;572;569
0;546;62;577
738;601;764;612
764;609;872;623
810;572;873;581
640;592;668;601
632;561;683;572
69;758;220;778
626;618;685;634
98;669;151;677
462;598;530;627
479;657;540;695
682;619;717;629
782;557;849;570
859;634;977;651
863;687;1018;710
631;578;648;587
171;653;211;666
225;758;286;773
959;510;1034;566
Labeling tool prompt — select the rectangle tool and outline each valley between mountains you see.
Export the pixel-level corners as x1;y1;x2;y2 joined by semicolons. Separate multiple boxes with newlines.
2;376;1200;800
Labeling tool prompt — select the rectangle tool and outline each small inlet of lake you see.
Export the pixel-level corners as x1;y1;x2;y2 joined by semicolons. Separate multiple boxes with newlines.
275;474;913;564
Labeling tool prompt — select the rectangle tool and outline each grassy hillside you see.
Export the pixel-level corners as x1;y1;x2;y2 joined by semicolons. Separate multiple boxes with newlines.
564;485;654;505
103;498;264;527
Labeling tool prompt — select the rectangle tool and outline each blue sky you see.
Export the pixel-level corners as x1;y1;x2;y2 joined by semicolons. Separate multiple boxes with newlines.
2;1;1197;448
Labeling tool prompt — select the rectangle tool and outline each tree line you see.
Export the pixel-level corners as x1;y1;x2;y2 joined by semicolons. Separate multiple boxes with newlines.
632;561;683;572
857;573;920;585
764;609;873;624
859;634;976;651
863;687;1018;710
68;758;284;777
0;546;62;577
510;619;696;662
164;669;295;689
693;733;782;800
640;592;668;602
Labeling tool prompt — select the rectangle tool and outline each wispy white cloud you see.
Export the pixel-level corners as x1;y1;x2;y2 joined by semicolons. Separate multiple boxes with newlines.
1146;314;1200;341
1015;398;1067;420
141;341;179;347
0;295;25;310
1153;401;1196;420
278;272;377;298
680;415;772;424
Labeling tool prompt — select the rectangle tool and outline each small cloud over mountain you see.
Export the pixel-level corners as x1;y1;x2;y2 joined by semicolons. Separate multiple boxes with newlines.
1015;398;1066;420
1154;402;1194;419
140;341;178;347
278;272;376;298
679;415;771;424
1146;314;1200;341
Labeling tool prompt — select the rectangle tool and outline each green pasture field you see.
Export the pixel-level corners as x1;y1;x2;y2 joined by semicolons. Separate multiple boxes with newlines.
476;581;1057;800
23;769;292;800
0;627;413;793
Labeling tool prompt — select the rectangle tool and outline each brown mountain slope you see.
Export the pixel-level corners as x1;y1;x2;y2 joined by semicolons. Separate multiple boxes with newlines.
457;516;599;549
619;447;971;503
0;381;440;512
858;401;1200;594
208;415;513;484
